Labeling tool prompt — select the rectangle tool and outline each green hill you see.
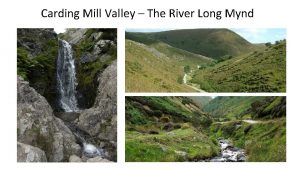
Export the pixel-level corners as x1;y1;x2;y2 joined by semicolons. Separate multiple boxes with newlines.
125;96;286;162
187;96;212;108
125;39;214;92
191;40;286;92
125;96;218;162
203;96;286;120
126;29;256;60
203;96;265;120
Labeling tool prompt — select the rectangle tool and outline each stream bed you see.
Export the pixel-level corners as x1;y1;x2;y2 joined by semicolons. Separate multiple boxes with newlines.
205;139;246;162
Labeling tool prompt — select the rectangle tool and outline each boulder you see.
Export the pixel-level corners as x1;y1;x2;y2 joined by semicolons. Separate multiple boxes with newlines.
77;60;117;161
86;156;112;162
17;142;47;162
17;76;81;162
69;155;82;162
64;28;87;45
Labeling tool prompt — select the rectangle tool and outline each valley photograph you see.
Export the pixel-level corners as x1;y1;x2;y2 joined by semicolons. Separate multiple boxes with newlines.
125;96;286;162
17;28;117;162
125;28;286;92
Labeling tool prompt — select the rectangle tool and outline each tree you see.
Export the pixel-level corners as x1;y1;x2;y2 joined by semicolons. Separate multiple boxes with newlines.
184;65;190;73
265;42;272;47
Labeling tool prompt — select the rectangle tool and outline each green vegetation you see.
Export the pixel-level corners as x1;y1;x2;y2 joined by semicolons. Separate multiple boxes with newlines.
210;119;286;161
126;29;285;93
127;29;256;60
125;40;213;92
126;128;219;162
17;28;117;109
125;96;218;161
191;40;286;92
203;96;265;120
125;96;286;162
62;28;117;108
17;29;58;106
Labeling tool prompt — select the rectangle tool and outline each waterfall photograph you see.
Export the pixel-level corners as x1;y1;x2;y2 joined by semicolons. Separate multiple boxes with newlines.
17;28;117;162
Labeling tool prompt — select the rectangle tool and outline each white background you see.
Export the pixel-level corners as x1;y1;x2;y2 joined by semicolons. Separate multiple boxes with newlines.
0;0;299;168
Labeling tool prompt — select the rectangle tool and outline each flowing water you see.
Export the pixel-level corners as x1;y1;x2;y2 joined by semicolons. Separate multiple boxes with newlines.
56;39;78;112
209;139;246;162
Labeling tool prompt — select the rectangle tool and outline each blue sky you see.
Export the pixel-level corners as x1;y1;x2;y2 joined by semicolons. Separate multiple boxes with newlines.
230;28;286;43
126;28;286;43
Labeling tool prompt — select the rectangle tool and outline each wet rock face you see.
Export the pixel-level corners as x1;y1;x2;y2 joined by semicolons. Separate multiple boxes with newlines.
77;60;117;161
17;142;47;162
17;76;81;162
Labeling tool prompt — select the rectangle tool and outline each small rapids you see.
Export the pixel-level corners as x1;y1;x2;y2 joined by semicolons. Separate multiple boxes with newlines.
209;139;246;162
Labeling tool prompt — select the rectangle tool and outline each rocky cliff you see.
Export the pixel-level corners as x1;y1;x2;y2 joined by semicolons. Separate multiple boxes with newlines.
17;28;117;162
17;28;58;109
17;76;81;162
77;60;117;161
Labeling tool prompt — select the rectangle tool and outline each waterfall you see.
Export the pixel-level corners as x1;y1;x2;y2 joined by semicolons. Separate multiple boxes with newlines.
56;39;78;112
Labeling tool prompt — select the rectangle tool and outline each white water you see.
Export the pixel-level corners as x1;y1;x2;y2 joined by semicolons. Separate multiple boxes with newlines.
242;120;261;124
183;74;187;84
82;143;103;158
56;39;78;112
209;139;246;162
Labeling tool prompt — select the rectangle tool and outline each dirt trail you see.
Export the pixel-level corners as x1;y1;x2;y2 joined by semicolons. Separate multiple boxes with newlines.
183;72;206;93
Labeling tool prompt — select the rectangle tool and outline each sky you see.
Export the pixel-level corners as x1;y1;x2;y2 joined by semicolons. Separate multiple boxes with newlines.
230;28;286;43
126;28;286;43
54;28;66;34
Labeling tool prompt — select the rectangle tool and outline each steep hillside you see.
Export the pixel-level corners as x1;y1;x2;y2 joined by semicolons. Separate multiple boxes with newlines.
125;96;286;162
191;40;286;92
245;96;286;119
203;96;265;120
210;118;286;162
125;96;218;162
187;96;212;108
125;40;213;92
17;29;58;107
127;29;256;60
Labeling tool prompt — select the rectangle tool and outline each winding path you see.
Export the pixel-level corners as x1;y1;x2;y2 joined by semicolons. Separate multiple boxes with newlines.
183;72;206;93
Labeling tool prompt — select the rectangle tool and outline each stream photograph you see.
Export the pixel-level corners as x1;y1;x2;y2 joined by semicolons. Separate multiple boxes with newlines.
17;28;117;162
125;96;286;162
125;28;286;93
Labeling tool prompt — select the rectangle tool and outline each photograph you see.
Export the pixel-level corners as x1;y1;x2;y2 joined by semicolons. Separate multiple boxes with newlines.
17;28;117;162
125;96;286;162
125;28;286;93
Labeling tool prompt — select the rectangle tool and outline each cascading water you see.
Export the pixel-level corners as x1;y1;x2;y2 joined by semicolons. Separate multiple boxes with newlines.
56;39;78;112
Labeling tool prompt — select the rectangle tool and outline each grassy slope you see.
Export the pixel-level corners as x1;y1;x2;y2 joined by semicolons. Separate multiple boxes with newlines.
203;96;265;120
125;96;218;162
127;29;256;60
191;41;286;92
126;96;286;162
126;128;219;162
125;40;213;92
187;96;212;108
210;119;286;162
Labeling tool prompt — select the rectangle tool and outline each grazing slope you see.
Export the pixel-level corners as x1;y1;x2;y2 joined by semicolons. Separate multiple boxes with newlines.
203;96;265;120
125;96;286;162
125;96;219;162
127;29;256;60
191;40;286;92
187;96;212;108
125;40;213;92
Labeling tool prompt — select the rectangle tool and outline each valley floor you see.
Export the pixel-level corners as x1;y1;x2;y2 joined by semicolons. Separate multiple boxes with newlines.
126;117;286;162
